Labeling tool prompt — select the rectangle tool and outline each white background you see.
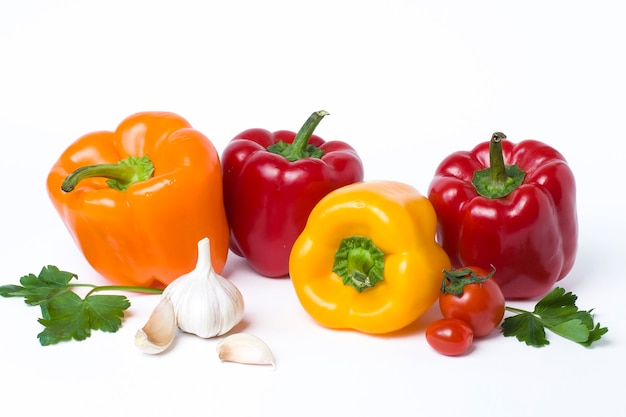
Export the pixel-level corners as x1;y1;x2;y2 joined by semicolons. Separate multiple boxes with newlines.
1;1;624;416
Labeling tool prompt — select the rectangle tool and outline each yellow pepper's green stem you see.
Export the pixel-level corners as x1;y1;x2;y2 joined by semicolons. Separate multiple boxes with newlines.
332;236;385;293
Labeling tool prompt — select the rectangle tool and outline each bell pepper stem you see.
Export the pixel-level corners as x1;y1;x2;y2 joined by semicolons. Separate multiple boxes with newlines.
489;132;509;186
471;132;525;199
61;155;155;192
332;236;385;293
267;110;328;161
291;110;329;154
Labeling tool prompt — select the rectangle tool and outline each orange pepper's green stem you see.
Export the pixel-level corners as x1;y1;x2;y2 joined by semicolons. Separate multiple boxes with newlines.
61;155;155;192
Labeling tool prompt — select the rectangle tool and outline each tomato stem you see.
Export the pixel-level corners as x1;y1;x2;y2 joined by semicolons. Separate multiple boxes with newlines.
440;266;496;296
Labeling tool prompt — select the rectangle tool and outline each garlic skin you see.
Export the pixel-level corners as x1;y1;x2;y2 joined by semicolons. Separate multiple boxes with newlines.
162;237;245;338
134;298;176;354
216;333;275;368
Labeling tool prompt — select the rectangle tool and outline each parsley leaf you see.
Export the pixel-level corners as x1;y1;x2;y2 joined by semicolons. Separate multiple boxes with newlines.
500;313;549;347
502;287;608;347
37;292;130;345
0;265;162;346
0;265;76;310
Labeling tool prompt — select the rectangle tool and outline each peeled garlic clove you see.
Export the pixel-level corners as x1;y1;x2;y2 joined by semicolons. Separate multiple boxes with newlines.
216;333;275;368
163;237;245;338
135;298;176;354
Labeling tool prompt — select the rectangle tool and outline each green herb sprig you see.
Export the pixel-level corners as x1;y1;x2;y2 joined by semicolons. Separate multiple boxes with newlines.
0;265;162;346
502;287;608;347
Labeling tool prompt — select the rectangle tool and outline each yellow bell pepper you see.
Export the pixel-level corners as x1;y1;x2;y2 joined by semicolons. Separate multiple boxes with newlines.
289;180;451;334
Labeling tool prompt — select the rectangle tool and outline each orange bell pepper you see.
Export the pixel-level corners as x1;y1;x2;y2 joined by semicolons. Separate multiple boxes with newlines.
289;180;451;334
46;111;229;288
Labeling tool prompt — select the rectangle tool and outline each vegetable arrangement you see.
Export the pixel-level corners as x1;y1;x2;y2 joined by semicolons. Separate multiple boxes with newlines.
0;113;608;362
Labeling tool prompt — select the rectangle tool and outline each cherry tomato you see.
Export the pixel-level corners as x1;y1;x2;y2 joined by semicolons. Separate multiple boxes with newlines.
439;266;505;337
426;318;474;356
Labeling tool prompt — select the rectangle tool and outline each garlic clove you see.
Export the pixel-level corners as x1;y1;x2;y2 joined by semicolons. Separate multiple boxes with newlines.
216;333;275;368
134;298;176;354
163;237;245;338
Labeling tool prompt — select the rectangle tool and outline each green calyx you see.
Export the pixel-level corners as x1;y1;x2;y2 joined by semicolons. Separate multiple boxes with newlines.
267;110;328;161
440;266;496;297
471;132;525;199
61;155;155;193
332;236;385;293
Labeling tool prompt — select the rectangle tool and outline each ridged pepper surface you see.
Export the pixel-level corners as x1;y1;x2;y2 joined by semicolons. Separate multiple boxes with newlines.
221;111;364;278
289;180;451;334
47;111;229;288
427;132;577;300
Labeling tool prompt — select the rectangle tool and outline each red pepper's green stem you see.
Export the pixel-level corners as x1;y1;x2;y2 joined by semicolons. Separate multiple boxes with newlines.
332;236;385;293
61;155;155;192
290;110;329;156
267;110;328;161
488;132;509;187
471;132;525;199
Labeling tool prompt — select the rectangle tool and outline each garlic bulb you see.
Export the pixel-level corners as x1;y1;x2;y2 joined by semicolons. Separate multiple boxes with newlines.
162;237;245;338
216;333;275;368
134;298;176;354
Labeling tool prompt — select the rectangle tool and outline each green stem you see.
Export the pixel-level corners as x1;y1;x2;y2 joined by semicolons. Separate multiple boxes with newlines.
62;164;134;192
489;132;509;187
82;284;163;298
332;236;385;293
471;132;525;199
505;306;531;315
61;155;155;192
440;266;496;296
291;110;329;155
267;110;328;161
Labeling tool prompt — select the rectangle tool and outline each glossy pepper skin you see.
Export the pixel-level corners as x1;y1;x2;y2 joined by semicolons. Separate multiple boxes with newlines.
289;181;451;334
47;111;230;288
221;111;364;278
428;133;577;300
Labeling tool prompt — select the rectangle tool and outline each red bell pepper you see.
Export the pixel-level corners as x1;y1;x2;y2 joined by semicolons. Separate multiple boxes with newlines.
221;110;364;278
427;132;577;300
